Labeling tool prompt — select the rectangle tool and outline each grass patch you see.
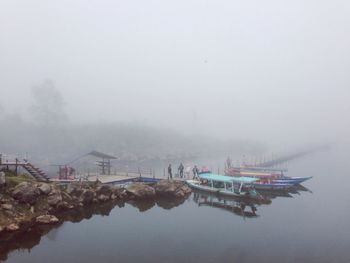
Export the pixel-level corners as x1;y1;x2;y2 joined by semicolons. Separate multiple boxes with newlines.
5;174;35;188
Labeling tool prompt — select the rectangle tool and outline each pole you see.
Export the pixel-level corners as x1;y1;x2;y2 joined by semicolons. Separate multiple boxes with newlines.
15;158;18;176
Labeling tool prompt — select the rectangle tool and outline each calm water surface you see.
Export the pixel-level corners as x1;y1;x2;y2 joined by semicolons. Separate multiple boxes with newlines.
3;146;350;263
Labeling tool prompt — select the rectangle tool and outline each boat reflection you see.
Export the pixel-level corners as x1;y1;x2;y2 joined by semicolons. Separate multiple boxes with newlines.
192;184;312;219
257;184;312;199
193;191;266;219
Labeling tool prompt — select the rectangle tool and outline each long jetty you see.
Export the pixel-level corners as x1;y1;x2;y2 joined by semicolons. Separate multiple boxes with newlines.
255;145;330;167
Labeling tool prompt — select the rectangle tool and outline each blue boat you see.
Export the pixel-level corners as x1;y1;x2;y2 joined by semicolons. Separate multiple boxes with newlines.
272;176;312;185
225;166;312;186
251;182;294;190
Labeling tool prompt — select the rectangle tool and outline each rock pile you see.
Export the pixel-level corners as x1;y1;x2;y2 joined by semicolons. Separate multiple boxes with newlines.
0;179;191;234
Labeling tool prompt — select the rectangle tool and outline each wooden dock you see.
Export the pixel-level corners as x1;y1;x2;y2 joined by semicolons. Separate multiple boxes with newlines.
85;172;186;184
255;145;331;168
0;157;49;182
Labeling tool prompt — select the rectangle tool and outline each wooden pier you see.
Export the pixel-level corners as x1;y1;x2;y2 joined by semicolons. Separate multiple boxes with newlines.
85;171;186;184
255;145;330;168
0;154;49;182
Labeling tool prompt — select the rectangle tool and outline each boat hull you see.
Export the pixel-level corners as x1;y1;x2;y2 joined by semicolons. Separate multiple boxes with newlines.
252;183;293;190
186;180;253;198
225;172;312;186
273;176;312;184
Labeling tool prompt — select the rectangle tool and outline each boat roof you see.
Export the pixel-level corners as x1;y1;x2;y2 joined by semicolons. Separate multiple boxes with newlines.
87;151;117;159
198;173;257;184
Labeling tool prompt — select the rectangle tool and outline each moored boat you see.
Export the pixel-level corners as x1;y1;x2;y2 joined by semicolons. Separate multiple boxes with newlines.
225;167;283;178
251;182;294;190
272;176;312;184
186;173;261;199
225;167;312;186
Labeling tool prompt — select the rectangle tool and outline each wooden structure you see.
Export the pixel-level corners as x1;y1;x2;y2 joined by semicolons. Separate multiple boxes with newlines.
0;154;49;182
87;151;117;175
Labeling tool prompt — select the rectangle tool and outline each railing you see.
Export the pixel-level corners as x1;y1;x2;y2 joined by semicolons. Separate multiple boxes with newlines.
74;167;155;178
0;153;29;165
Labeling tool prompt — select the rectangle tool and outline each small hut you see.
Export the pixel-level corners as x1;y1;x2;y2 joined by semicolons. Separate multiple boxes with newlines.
87;151;117;175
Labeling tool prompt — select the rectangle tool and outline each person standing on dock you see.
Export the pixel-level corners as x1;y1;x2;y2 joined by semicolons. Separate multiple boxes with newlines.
192;165;199;179
168;164;173;179
178;163;184;178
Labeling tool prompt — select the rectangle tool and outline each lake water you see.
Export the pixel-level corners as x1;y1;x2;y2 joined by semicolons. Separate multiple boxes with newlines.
2;146;350;263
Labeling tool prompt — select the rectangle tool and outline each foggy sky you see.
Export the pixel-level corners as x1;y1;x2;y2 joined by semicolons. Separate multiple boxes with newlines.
0;0;349;148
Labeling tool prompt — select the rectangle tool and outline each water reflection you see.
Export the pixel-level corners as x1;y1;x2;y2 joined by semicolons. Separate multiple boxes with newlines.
258;184;311;199
192;184;312;219
127;196;187;212
194;192;261;218
0;196;188;262
0;184;312;262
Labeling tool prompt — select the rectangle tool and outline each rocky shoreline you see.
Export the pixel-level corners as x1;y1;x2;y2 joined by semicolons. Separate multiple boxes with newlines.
0;179;192;236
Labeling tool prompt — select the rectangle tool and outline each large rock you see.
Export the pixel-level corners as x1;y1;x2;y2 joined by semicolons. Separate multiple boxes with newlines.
5;223;19;232
80;189;95;205
57;201;74;211
155;180;192;198
126;183;155;199
37;183;51;195
66;183;84;197
1;203;13;210
96;184;113;197
98;194;109;202
11;182;40;205
0;171;5;186
36;215;59;224
113;188;127;199
48;193;63;207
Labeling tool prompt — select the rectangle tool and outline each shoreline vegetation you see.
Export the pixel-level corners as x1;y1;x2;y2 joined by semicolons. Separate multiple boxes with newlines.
0;171;191;261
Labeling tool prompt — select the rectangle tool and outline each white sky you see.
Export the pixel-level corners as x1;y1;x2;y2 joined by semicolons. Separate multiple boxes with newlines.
0;0;349;147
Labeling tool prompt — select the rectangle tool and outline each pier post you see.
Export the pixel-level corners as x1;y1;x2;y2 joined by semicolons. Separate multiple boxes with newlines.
15;158;18;176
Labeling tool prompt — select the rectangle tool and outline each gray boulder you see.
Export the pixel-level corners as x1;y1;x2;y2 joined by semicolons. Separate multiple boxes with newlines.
57;201;73;210
0;171;5;186
12;182;40;205
66;183;84;197
36;215;59;224
48;193;63;207
155;180;192;198
126;183;156;199
37;183;51;195
98;194;109;202
80;189;95;205
1;203;13;210
96;184;113;197
113;188;127;199
5;223;19;232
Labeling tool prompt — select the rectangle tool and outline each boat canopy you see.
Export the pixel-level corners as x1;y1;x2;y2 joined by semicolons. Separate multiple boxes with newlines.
198;173;257;184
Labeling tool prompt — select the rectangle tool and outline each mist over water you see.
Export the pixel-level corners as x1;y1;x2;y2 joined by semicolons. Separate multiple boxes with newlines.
0;0;349;153
0;0;349;262
2;147;350;263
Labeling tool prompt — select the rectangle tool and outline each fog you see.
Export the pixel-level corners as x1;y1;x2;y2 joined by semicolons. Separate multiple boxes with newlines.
0;0;349;161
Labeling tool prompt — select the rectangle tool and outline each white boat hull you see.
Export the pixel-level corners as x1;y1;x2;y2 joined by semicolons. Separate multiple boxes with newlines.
186;180;252;198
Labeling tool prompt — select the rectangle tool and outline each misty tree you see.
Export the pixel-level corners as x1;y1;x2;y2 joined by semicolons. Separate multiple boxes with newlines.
30;80;68;126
